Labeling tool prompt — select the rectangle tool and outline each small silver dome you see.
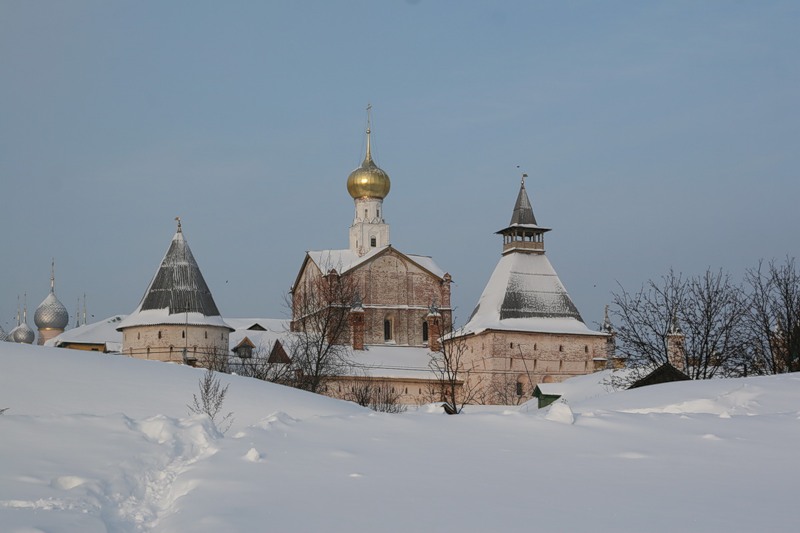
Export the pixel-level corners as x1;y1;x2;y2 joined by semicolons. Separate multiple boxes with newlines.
10;323;35;344
35;291;69;330
0;325;8;342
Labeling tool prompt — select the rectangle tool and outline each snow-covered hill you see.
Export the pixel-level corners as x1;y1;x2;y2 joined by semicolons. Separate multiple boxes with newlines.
2;343;798;532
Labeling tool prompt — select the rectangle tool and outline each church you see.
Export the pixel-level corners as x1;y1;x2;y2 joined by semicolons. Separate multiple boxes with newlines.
289;112;453;403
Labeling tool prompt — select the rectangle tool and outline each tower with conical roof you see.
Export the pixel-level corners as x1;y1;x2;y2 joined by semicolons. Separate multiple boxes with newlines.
347;105;391;256
450;176;609;403
117;218;233;365
35;259;70;345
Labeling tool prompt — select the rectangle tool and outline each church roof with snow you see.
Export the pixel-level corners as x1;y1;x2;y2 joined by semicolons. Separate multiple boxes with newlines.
302;246;446;279
118;221;232;331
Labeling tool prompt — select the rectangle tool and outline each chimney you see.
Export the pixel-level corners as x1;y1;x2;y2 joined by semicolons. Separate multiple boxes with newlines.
350;294;365;351
427;302;442;352
666;314;686;372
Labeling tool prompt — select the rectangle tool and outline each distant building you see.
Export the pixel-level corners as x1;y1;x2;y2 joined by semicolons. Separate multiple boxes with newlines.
117;219;233;364
449;177;610;404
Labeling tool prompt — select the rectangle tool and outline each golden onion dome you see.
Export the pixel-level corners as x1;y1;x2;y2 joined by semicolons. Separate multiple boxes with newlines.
346;127;391;200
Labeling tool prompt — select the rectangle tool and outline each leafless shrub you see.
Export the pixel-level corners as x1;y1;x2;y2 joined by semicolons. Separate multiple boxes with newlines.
346;379;407;413
188;368;233;434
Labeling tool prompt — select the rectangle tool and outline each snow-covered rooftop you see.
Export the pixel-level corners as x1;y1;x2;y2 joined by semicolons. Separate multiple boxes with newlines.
348;345;435;380
306;246;446;279
46;315;126;352
461;251;603;337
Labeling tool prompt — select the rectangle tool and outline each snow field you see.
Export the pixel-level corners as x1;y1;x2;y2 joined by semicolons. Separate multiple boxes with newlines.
2;343;799;532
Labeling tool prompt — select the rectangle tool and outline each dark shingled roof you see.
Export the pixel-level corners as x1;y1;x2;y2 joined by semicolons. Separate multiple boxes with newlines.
499;268;583;321
138;230;222;317
509;181;537;226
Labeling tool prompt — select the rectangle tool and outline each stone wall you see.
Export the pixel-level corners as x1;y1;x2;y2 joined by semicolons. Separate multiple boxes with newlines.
459;329;609;404
121;324;230;364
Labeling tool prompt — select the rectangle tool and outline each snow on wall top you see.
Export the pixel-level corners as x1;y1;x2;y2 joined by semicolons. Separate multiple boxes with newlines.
461;252;599;336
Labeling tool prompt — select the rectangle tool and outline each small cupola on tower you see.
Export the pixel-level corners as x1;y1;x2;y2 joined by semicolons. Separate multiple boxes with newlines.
347;105;391;256
496;174;550;255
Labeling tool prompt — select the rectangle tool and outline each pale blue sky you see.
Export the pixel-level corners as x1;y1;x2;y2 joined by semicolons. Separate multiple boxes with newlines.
2;1;798;333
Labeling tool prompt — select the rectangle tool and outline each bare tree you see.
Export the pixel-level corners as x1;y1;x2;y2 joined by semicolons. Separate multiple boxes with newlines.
198;346;230;374
288;267;356;394
233;341;296;385
612;268;748;380
680;269;749;378
744;257;800;374
345;378;407;413
475;372;529;406
612;268;686;372
187;368;233;434
429;322;482;414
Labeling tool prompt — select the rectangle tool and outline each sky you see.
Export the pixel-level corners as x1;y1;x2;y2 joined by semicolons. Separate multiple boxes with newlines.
1;1;798;334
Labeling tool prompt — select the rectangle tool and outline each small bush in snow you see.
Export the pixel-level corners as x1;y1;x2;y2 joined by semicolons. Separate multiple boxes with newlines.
188;369;233;434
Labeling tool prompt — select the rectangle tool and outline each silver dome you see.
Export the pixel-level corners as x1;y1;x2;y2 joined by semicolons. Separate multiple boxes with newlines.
10;323;35;344
0;325;8;342
34;291;69;330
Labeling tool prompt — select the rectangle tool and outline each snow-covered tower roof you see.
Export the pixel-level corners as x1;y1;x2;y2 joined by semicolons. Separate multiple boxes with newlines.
117;219;232;331
460;176;597;336
34;260;69;331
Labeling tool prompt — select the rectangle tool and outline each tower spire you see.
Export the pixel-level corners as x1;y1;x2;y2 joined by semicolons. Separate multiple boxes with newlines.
365;103;373;163
175;216;182;233
50;258;56;293
496;172;549;255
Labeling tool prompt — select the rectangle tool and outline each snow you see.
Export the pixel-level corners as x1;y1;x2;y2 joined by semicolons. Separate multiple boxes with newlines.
116;308;233;331
2;341;800;532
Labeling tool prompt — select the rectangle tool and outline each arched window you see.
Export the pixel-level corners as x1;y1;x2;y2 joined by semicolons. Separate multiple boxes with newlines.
422;321;429;342
384;319;392;341
158;331;162;339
